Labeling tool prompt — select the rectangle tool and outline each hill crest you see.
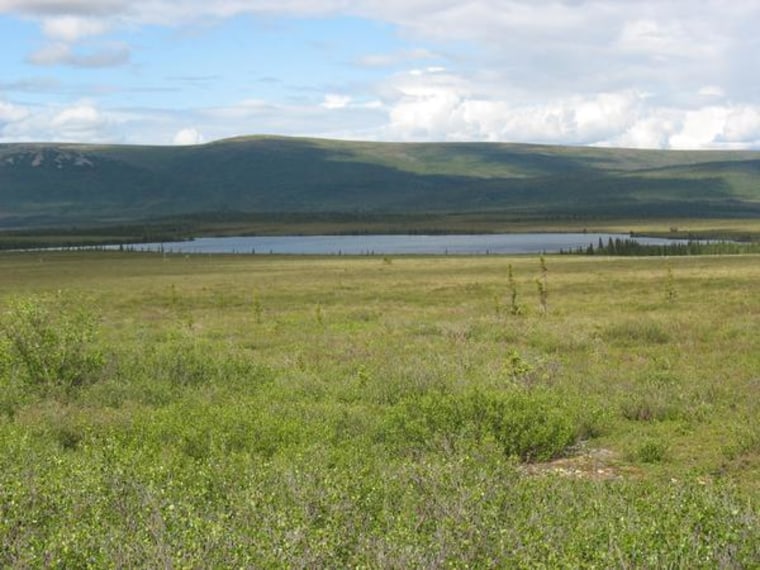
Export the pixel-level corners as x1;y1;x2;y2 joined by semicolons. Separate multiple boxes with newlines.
1;136;759;229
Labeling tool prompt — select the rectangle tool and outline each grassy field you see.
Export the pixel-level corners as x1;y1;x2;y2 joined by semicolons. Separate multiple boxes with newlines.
1;250;758;567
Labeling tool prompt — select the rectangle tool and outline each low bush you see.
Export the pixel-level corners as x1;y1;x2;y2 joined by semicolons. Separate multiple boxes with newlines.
635;438;668;463
1;293;104;396
602;320;670;345
380;387;577;462
620;392;680;422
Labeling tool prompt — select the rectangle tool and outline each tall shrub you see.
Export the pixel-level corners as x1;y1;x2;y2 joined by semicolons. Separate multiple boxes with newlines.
1;293;104;394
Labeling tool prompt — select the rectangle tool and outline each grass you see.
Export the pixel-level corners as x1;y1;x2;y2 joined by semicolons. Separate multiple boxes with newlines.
0;250;759;567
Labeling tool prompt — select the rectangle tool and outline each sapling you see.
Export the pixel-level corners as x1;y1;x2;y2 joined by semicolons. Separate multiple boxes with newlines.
169;283;178;308
664;263;677;303
536;256;549;315
507;264;523;315
315;303;324;326
252;294;264;324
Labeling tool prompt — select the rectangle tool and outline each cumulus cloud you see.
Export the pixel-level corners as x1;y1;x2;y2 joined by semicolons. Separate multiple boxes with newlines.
3;85;759;149
41;15;109;41
722;106;760;143
1;1;760;147
667;107;729;150
386;87;642;145
173;127;204;145
6;4;127;69
378;66;760;149
0;100;30;124
51;102;99;125
0;100;122;143
613;115;679;150
48;102;113;140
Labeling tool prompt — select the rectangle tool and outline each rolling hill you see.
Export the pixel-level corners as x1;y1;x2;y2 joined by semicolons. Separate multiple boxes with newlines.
1;136;759;230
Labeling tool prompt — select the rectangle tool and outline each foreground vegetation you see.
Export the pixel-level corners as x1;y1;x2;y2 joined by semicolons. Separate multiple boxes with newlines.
1;251;758;567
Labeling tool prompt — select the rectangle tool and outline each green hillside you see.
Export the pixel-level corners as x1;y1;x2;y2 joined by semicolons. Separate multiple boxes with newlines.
1;136;759;229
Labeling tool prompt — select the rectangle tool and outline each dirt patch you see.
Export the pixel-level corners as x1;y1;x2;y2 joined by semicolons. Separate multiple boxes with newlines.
522;444;641;481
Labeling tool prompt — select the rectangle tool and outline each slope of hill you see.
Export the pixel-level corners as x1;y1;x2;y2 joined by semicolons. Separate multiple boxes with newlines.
1;136;759;229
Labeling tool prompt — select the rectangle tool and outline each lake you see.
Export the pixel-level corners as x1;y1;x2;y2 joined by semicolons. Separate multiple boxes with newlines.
114;233;690;255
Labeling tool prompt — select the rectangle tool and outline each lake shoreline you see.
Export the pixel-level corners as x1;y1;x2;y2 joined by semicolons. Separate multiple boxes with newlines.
90;232;700;256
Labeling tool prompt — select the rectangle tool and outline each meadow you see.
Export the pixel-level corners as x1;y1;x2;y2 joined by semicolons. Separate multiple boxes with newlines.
0;250;758;567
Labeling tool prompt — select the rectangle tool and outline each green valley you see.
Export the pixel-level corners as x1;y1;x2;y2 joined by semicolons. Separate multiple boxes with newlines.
2;136;759;233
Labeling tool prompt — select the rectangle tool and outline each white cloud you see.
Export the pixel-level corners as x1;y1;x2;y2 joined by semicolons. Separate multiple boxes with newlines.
3;85;760;149
612;115;679;150
42;15;109;41
321;94;352;110
617;19;698;59
0;100;30;124
50;102;109;136
722;106;760;143
1;1;760;148
0;0;344;25
26;41;130;67
377;65;760;149
570;92;641;141
699;85;725;98
609;105;760;150
51;103;99;125
27;42;131;68
383;68;640;144
173;127;204;145
8;5;128;69
355;47;436;68
668;107;729;149
0;100;122;143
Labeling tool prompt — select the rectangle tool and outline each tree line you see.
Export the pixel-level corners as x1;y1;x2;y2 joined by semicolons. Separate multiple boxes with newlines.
560;237;760;256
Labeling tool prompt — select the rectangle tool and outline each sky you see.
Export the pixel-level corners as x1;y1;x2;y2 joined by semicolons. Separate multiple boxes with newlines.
1;0;759;149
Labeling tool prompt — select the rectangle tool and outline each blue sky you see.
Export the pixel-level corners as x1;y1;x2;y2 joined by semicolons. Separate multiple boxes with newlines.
1;1;759;148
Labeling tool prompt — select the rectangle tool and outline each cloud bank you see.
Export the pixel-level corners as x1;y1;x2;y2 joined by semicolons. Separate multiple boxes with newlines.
1;1;759;148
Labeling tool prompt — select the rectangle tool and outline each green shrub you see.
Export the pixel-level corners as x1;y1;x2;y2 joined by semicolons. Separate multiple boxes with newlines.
635;439;668;463
94;332;272;408
1;293;104;395
722;412;760;461
0;336;27;417
380;388;577;462
472;389;577;462
620;393;678;422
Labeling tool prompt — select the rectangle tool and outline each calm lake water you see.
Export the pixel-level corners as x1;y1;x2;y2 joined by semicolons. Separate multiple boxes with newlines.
115;233;688;255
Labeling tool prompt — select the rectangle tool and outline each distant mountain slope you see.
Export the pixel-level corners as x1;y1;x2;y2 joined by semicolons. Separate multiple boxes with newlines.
1;136;759;228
